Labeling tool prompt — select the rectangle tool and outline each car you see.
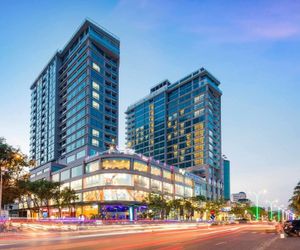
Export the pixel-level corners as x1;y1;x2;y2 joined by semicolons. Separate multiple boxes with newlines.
283;220;300;237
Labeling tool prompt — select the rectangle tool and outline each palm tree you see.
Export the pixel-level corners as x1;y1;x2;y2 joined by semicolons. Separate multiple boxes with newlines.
289;181;300;216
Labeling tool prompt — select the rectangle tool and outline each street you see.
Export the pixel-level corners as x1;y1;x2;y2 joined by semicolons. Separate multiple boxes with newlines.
0;224;299;250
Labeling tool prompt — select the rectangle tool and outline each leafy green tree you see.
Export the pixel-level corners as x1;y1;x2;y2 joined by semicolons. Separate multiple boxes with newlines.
167;198;181;219
60;187;78;216
0;137;33;209
144;193;167;219
231;202;251;219
27;179;60;217
289;181;300;216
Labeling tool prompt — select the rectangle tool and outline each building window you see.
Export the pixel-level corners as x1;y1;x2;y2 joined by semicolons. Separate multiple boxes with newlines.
134;175;149;189
163;182;173;194
92;129;99;137
102;158;130;170
175;184;184;196
133;161;148;172
84;174;101;188
92;138;99;147
71;165;83;178
92;100;99;110
76;150;86;159
67;154;75;164
43;167;50;173
83;190;102;202
151;179;162;191
60;169;70;181
185;177;193;186
151;165;161;176
175;174;184;183
52;173;59;182
101;173;133;186
92;81;100;91
92;62;100;72
163;170;172;180
85;161;99;173
92;91;99;100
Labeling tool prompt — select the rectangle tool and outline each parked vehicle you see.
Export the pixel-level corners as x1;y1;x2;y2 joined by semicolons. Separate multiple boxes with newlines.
283;220;300;237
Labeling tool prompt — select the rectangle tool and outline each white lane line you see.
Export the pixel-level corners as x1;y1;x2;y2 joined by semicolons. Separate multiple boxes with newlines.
215;241;226;246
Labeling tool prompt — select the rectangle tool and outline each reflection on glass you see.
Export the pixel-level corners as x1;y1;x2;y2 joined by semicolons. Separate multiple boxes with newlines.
151;165;161;176
163;170;171;180
83;190;103;202
151;179;162;191
175;184;184;196
86;161;99;173
163;182;173;194
104;189;134;201
102;158;130;170
133;161;148;172
134;175;149;189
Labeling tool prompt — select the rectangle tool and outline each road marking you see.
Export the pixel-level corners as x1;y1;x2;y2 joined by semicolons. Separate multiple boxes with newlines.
252;232;257;234
215;241;226;246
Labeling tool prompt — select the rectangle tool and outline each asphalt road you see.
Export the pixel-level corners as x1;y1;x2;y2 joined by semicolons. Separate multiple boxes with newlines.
0;224;299;250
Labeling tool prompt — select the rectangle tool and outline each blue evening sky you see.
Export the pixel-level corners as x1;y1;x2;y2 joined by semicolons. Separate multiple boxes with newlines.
0;0;299;206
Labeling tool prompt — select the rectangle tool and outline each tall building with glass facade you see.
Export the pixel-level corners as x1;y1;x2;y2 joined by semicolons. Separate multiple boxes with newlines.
126;68;223;199
30;19;120;171
222;158;230;201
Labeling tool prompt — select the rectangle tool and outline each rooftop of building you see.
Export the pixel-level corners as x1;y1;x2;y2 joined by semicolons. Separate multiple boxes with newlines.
30;18;119;90
126;67;221;112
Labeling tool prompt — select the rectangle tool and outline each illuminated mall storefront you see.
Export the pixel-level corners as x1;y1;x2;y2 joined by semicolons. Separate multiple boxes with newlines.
25;150;208;219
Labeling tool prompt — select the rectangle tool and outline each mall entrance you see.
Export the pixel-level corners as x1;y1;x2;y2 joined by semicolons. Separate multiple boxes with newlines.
79;204;148;220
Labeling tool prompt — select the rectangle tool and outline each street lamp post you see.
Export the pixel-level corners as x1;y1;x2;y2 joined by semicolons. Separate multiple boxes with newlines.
266;200;278;221
250;190;267;221
278;206;285;222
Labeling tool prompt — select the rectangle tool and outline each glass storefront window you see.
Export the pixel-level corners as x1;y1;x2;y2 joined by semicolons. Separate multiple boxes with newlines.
151;165;161;176
175;174;184;183
163;182;173;194
84;174;101;188
86;161;99;173
61;169;70;181
100;173;133;186
185;177;193;186
163;170;172;180
151;179;162;191
133;161;148;172
132;190;148;202
134;175;149;189
83;190;103;202
175;184;184;196
102;158;130;170
70;179;82;190
184;187;193;197
72;165;83;178
103;189;134;201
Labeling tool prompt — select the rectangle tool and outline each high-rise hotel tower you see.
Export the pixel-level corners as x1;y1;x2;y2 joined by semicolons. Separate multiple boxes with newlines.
126;68;223;199
29;19;120;172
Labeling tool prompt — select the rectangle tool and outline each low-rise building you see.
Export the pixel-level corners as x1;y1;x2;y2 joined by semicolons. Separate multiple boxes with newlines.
23;149;207;219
